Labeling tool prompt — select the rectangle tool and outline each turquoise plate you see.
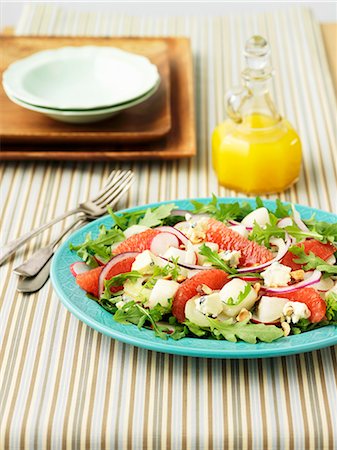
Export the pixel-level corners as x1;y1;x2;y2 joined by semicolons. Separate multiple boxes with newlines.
50;198;337;359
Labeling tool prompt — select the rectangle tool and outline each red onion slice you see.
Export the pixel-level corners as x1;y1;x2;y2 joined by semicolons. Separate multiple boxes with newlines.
277;217;293;228
237;235;291;273
70;261;91;277
292;205;310;232
228;220;252;231
98;251;140;297
156;226;190;246
261;270;322;294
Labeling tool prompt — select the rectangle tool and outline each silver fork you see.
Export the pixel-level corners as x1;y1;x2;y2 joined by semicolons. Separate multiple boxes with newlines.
16;175;134;293
0;169;134;266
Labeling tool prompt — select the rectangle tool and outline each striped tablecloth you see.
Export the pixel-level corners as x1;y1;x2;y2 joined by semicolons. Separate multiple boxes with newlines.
1;5;337;449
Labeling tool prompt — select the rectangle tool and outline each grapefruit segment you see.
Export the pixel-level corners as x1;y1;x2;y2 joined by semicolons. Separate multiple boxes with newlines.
205;218;273;267
172;269;229;322
114;229;160;254
266;287;326;323
76;266;103;298
282;240;336;270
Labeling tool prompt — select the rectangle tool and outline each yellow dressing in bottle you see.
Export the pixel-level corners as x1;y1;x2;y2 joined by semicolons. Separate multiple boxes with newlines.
212;36;302;194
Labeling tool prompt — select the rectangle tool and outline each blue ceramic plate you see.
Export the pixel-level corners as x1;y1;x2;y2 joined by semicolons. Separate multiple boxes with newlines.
50;198;337;359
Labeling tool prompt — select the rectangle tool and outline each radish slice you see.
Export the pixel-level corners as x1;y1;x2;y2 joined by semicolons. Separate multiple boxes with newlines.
304;271;334;292
237;235;291;273
156;226;190;246
277;217;293;228
98;252;139;298
94;254;108;266
292;205;310;232
150;232;179;256
261;270;322;294
70;262;91;277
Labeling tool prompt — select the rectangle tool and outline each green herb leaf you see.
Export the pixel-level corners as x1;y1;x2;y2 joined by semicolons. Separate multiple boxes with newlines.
184;320;207;337
249;214;286;247
325;292;337;323
208;318;284;344
274;199;292;218
226;284;251;306
289;245;337;274
198;244;238;274
138;203;176;228
190;194;253;222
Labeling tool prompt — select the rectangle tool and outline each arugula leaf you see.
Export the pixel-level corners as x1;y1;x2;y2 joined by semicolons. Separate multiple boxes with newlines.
325;292;337;323
289;245;337;274
255;197;265;209
208;318;284;343
249;214;286;247
190;194;253;222
184;320;207;337
302;217;337;244
143;259;181;288
226;284;251;306
108;203;177;231
290;318;330;334
113;301;173;339
69;226;125;267
100;271;143;300
274;199;292;218
138;203;176;228
198;244;238;274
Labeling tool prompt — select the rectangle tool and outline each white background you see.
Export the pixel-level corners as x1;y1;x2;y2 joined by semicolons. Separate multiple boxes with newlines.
1;1;337;28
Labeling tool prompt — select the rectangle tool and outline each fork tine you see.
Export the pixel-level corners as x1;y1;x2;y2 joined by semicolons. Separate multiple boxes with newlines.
108;176;135;210
91;170;121;203
97;172;134;210
95;171;133;206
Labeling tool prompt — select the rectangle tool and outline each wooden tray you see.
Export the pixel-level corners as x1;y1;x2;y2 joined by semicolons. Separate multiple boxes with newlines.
0;37;196;161
0;36;171;144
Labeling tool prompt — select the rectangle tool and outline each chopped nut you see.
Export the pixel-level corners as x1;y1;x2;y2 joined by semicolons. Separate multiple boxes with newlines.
176;275;187;283
236;308;252;322
283;305;294;318
196;283;213;295
189;231;206;244
253;282;261;294
281;321;291;337
163;274;172;280
291;270;305;282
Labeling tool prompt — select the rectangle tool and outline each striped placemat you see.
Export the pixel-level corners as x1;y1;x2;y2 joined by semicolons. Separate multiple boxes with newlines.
1;4;336;449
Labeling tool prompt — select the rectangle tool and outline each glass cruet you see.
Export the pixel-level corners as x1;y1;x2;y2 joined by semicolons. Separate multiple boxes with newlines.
212;35;302;194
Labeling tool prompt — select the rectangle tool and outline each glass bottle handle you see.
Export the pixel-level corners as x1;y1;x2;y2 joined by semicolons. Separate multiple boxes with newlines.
225;86;250;123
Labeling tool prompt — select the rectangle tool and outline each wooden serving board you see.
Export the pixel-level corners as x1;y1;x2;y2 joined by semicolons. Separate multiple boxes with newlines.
1;37;196;160
0;36;171;144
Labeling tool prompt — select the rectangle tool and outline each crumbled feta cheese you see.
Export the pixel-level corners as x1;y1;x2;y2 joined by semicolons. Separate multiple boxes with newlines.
218;250;241;268
283;301;310;324
163;246;196;265
175;218;209;244
131;250;156;274
146;279;180;308
261;262;291;287
195;293;223;318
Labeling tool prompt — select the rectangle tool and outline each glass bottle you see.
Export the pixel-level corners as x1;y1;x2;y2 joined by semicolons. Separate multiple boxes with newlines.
212;35;302;194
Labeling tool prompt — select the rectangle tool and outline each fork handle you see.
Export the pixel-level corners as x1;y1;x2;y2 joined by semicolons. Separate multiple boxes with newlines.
13;217;87;277
0;207;81;266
